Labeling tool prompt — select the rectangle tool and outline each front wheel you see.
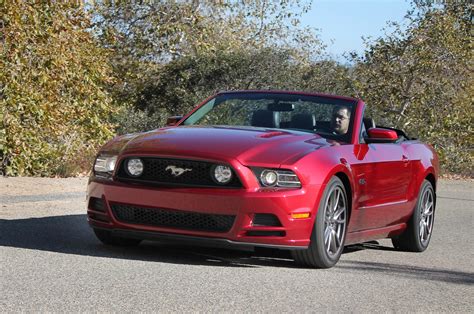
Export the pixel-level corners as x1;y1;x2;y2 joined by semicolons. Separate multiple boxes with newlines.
392;180;435;252
292;176;348;268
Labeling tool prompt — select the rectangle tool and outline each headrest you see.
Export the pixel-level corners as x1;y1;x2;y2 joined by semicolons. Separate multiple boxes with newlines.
290;113;315;131
251;110;280;128
363;117;375;130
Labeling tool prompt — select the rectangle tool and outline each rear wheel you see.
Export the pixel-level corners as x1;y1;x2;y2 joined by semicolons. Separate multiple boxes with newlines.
392;180;435;252
292;176;348;268
93;228;142;247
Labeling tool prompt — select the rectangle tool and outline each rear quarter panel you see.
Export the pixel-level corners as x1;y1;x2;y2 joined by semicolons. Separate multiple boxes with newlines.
403;141;439;199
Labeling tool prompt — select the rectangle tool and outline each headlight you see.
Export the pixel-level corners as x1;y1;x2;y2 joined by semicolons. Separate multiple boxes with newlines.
126;158;144;177
212;165;233;184
254;168;301;188
94;155;117;174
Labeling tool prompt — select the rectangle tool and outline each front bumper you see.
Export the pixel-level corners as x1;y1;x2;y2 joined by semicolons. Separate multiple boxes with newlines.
87;179;322;249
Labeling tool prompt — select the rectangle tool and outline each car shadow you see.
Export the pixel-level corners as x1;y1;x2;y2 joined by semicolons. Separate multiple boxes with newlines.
0;214;378;268
2;214;473;284
343;241;398;253
0;214;297;268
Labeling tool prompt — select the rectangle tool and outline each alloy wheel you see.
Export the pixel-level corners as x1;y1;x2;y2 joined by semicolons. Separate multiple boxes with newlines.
419;187;434;246
323;185;347;258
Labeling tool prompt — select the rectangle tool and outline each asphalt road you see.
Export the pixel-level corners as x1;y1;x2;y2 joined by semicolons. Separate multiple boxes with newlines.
1;177;473;312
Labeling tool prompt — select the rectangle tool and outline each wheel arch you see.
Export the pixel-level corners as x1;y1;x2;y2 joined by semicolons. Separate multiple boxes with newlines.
424;170;437;211
318;162;355;222
406;168;437;219
298;154;355;225
425;171;436;192
334;171;353;222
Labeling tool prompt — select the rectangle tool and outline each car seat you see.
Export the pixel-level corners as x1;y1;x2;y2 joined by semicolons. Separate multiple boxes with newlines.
290;113;315;131
251;110;280;128
363;117;375;130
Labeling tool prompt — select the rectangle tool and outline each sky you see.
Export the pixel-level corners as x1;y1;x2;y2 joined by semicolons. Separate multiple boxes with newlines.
300;0;412;60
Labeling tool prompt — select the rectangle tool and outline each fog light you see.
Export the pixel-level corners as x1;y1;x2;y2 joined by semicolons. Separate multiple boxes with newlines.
212;165;232;184
126;158;144;177
261;170;278;186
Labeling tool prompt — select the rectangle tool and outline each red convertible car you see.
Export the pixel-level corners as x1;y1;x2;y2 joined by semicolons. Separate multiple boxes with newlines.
87;90;438;268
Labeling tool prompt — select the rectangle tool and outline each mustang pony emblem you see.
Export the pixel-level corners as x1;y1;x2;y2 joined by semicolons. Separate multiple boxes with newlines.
165;165;192;177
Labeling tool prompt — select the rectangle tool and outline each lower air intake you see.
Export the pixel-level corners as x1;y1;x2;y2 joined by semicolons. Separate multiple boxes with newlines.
88;197;106;212
252;214;282;227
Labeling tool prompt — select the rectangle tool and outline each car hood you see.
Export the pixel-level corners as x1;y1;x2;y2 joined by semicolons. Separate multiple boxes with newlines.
103;126;336;166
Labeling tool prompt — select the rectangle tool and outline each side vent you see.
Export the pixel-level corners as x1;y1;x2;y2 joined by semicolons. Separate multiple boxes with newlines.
252;214;282;227
88;197;106;212
87;197;110;223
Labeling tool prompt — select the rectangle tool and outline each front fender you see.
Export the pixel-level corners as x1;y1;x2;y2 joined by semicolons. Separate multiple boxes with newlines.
286;149;356;221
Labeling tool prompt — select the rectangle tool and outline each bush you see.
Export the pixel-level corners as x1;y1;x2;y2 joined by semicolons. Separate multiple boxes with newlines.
113;105;169;135
1;2;116;176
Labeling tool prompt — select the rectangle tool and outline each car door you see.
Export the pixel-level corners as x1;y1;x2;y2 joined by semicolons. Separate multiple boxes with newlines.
354;141;412;231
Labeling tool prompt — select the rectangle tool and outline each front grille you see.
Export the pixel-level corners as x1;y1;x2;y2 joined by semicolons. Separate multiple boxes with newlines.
116;157;242;188
111;203;236;233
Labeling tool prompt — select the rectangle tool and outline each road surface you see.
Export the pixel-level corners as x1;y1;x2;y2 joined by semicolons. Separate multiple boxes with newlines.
1;177;473;311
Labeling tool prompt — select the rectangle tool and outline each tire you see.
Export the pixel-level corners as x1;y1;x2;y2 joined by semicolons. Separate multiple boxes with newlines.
292;176;349;268
93;228;142;247
392;180;435;252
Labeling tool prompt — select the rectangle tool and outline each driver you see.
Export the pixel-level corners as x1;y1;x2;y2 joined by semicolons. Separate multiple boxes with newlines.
330;106;351;135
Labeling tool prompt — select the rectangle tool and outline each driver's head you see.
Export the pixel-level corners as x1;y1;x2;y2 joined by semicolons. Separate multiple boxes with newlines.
331;106;351;135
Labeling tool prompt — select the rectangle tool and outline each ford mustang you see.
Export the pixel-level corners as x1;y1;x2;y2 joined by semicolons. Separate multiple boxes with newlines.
87;90;438;268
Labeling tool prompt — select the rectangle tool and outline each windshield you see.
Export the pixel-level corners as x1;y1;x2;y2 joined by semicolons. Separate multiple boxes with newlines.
182;92;357;142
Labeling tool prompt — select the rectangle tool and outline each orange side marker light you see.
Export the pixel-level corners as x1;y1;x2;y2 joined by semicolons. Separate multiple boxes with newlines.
291;213;311;219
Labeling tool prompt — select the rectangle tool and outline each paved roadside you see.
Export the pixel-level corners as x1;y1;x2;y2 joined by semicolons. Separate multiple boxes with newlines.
1;178;473;312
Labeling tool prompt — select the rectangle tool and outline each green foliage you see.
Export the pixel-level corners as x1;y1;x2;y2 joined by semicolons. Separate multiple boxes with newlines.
1;2;116;176
137;48;302;115
113;105;168;135
352;1;473;175
91;0;323;106
113;48;354;134
1;0;472;177
92;1;354;139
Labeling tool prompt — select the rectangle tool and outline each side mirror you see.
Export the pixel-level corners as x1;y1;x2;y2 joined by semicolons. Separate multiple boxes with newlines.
166;115;183;126
365;128;398;143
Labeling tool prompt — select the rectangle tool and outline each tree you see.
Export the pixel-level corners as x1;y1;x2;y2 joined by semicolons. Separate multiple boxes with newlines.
352;1;473;175
1;2;116;176
112;47;355;134
91;1;323;106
